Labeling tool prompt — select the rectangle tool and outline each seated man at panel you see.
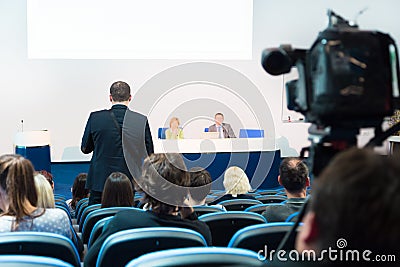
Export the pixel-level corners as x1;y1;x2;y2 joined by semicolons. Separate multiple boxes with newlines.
84;153;212;267
262;157;310;222
270;148;400;266
208;112;236;138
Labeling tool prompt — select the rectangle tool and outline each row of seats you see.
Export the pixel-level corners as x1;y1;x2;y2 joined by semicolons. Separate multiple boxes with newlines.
0;222;295;266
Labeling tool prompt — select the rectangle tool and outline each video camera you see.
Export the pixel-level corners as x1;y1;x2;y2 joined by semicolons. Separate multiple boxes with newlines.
261;10;400;176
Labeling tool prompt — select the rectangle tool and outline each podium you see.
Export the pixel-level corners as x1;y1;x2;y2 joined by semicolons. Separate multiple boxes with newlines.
14;131;51;172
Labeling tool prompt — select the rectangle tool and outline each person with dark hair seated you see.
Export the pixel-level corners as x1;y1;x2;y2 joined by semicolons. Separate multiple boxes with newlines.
67;173;89;218
262;157;310;222
84;153;212;267
269;148;400;266
189;167;225;210
101;172;134;208
37;170;55;190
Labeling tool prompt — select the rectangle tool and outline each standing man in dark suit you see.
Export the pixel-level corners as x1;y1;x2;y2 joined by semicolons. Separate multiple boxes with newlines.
81;81;154;205
208;112;236;138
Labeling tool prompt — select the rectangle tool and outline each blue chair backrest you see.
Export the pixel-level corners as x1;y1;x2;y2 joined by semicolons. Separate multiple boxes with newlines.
204;127;209;132
96;227;207;267
228;222;297;259
87;216;113;249
285;211;300;222
239;129;264;138
126;247;264;267
0;255;74;267
199;211;267;246
0;232;81;267
158;127;168;139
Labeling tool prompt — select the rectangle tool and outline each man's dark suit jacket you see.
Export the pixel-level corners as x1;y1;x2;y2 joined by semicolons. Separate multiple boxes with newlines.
81;104;154;192
208;123;236;138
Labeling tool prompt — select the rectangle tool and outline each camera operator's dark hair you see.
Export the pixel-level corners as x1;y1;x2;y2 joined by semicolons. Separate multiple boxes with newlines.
189;167;212;203
110;81;131;102
138;153;190;214
279;157;308;194
101;172;134;208
312;148;400;254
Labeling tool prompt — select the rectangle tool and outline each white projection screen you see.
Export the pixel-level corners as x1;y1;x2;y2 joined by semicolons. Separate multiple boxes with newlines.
27;0;253;60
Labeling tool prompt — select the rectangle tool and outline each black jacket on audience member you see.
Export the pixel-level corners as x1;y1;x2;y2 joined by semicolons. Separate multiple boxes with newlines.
84;209;212;267
81;104;154;193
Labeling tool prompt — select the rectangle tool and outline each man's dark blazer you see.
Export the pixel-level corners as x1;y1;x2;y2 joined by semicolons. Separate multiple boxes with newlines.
81;104;154;192
208;123;236;138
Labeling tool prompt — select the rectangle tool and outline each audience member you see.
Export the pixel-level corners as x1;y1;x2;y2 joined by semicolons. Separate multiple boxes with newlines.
66;173;89;218
101;172;134;208
210;166;255;204
84;153;212;267
262;157;309;222
38;170;54;190
270;148;400;266
165;117;184;139
34;173;55;208
0;155;72;239
189;167;225;210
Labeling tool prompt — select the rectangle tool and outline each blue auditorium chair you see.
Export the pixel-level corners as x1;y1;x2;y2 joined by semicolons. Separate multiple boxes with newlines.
81;207;144;244
0;255;73;267
87;216;113;249
255;195;287;204
193;205;226;216
285;211;300;222
78;204;101;231
126;247;264;267
218;199;263;211
199;211;266;246
239;129;264;138
96;227;207;267
157;127;168;139
74;198;89;219
244;203;285;215
228;222;298;260
0;232;80;267
204;127;209;132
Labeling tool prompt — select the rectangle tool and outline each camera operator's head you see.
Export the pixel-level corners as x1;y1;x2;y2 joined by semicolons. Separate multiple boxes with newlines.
296;148;400;258
278;157;310;198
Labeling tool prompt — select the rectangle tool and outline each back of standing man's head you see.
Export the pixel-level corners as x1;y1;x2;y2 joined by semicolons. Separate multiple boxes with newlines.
279;157;309;194
110;81;131;102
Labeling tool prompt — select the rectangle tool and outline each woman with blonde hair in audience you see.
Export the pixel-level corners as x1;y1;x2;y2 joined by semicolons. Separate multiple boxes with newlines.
0;154;72;238
165;117;184;139
210;166;255;204
34;173;55;208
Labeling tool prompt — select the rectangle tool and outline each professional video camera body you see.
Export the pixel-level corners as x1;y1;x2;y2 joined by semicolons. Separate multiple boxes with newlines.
262;10;400;176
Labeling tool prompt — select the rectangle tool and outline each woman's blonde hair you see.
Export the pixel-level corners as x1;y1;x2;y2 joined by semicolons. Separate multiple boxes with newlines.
34;173;55;208
169;117;180;128
223;166;251;195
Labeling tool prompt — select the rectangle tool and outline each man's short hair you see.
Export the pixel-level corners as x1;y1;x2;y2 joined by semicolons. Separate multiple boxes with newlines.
189;167;212;203
279;157;308;194
215;112;224;118
312;148;400;255
110;81;131;102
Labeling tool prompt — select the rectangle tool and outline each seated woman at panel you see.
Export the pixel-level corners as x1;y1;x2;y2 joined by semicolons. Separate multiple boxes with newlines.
165;117;184;140
66;173;89;218
84;153;212;267
34;173;55;208
210;166;255;204
0;155;73;239
101;172;134;208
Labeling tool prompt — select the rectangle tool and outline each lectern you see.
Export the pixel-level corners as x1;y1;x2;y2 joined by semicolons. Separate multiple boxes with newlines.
14;131;51;172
